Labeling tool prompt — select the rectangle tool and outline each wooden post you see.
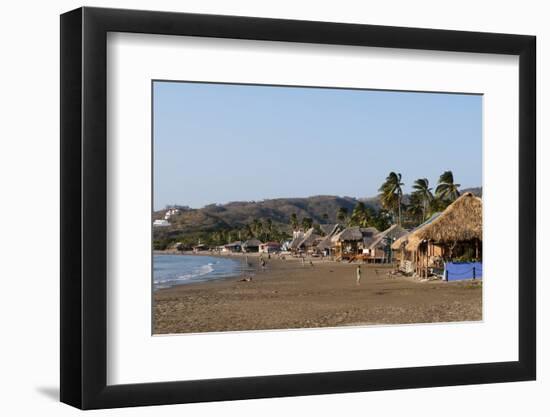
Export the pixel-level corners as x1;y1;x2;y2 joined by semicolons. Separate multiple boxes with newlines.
427;242;431;278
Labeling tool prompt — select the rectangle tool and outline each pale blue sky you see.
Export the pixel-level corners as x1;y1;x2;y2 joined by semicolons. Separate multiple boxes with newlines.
153;81;482;210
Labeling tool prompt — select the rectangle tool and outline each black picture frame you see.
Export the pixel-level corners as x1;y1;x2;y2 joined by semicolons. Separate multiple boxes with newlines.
60;6;536;410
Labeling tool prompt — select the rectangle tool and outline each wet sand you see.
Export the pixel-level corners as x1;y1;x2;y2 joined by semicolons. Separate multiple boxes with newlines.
153;255;482;334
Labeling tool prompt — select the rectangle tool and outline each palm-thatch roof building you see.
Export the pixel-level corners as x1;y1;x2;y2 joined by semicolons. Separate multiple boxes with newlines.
192;243;208;253
409;192;482;246
330;226;379;260
392;192;482;277
293;228;323;254
242;238;262;253
222;241;242;253
316;224;344;256
289;230;306;252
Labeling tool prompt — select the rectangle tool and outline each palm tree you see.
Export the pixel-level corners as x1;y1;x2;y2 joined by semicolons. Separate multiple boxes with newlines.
301;217;313;231
435;171;461;202
251;219;262;238
245;224;253;239
378;172;404;225
412;178;433;221
290;213;299;231
264;218;273;241
369;208;391;232
430;195;449;213
350;202;370;227
226;230;234;243
336;207;348;224
407;192;424;225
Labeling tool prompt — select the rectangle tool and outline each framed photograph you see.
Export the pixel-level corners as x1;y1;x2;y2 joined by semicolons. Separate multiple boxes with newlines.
60;7;536;409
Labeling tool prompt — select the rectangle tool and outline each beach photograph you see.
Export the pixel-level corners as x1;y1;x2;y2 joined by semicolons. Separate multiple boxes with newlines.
152;81;483;335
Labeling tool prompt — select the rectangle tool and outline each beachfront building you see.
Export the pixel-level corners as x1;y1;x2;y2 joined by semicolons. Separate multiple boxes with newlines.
289;230;306;253
242;238;262;253
392;192;482;278
362;224;408;263
392;213;441;273
153;219;170;227
330;226;379;260
173;242;192;252
259;241;281;254
192;243;209;253
222;241;242;253
164;208;181;220
316;224;344;257
293;228;321;254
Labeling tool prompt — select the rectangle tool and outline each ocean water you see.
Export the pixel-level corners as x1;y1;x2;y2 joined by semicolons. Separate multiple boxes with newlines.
153;254;244;290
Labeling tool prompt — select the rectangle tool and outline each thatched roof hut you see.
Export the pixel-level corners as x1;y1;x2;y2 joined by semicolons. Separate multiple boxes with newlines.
404;192;482;251
296;228;320;249
316;224;344;251
332;226;378;243
242;239;262;250
289;231;305;250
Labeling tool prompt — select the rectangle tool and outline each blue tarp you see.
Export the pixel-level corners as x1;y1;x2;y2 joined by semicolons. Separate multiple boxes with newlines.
444;262;482;281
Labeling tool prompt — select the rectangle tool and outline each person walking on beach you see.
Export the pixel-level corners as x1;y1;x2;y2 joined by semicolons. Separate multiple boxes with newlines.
356;265;362;286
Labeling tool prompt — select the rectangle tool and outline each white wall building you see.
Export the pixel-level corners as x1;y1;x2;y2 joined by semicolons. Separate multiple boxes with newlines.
153;219;170;227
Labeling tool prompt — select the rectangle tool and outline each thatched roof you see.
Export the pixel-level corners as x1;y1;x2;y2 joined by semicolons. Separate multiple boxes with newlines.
332;226;379;243
262;241;281;246
404;234;424;252
404;193;482;251
224;241;242;247
316;224;344;250
367;224;408;250
316;236;332;250
296;228;320;248
319;224;338;235
332;227;362;242
391;213;441;250
290;231;305;250
243;239;262;247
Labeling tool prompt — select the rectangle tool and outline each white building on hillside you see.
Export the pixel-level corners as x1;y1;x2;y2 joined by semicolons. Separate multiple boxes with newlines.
153;219;170;227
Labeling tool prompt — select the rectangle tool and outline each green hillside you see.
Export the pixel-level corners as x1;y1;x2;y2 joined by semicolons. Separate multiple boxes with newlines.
153;188;482;249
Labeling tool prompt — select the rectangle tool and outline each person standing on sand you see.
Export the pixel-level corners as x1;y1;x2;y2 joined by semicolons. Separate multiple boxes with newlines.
356;265;362;286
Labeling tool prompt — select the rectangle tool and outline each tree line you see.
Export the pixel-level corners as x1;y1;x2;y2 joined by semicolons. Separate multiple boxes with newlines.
377;170;461;227
153;170;463;250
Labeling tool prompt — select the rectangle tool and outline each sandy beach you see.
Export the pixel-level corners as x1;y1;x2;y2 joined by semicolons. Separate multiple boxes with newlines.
153;254;482;334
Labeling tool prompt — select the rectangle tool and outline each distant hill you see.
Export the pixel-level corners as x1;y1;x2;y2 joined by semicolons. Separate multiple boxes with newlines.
154;188;482;237
155;195;362;235
462;187;482;197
